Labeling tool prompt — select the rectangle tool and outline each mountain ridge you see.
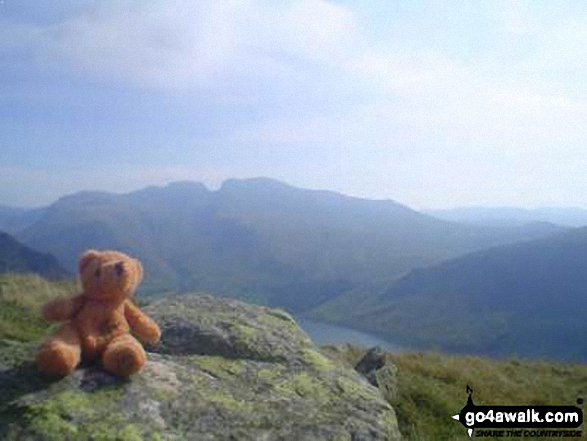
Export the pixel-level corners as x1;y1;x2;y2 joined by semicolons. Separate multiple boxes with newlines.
312;226;587;360
9;178;568;314
0;231;70;280
428;205;587;228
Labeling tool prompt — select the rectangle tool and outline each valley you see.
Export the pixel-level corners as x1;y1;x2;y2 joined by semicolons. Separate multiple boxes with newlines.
0;178;584;360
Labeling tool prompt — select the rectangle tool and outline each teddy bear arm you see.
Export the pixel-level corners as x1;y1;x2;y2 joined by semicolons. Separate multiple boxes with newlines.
124;300;161;345
42;294;86;322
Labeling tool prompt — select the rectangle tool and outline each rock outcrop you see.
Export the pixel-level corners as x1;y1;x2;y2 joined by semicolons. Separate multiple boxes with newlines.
0;295;401;440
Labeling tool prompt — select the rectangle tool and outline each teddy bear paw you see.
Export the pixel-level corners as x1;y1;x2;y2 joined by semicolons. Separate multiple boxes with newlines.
36;344;79;378
102;344;146;377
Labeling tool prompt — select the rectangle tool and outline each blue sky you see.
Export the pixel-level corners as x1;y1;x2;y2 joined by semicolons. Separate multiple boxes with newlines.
2;1;587;208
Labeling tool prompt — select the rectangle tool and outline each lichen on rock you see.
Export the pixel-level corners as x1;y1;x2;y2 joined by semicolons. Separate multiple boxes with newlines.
0;294;401;440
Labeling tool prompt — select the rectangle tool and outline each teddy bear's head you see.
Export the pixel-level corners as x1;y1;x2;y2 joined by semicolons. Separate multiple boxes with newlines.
78;250;143;301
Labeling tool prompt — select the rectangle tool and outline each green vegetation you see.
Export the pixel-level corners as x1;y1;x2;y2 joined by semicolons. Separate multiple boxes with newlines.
23;389;130;441
314;226;587;360
0;274;78;341
1;274;585;440
390;352;587;441
323;345;587;441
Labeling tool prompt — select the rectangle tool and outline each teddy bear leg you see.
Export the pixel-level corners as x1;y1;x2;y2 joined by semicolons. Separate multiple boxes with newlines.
36;323;81;378
102;334;146;377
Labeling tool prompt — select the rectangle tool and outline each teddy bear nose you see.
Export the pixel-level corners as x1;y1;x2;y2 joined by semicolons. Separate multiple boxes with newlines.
114;262;125;277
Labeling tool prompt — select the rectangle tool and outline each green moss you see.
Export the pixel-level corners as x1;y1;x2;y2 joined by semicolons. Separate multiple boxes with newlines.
330;433;352;441
215;391;254;413
67;423;142;441
187;360;259;414
190;355;246;378
89;387;126;408
85;427;119;441
30;391;94;418
336;377;379;402
0;339;37;368
117;424;143;441
197;386;254;413
300;348;332;372
18;387;131;441
380;410;401;440
230;322;258;340
191;371;211;389
28;412;79;440
149;388;171;402
256;366;284;383
275;373;331;399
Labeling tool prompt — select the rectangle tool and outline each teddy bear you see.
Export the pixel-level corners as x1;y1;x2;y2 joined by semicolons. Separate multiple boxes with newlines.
36;249;161;378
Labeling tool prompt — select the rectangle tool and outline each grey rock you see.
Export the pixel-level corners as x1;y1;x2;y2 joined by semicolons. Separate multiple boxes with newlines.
355;347;399;405
355;347;386;386
0;295;401;440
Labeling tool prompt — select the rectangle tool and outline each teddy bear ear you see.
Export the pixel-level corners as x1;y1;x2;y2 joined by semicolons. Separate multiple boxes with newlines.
79;249;101;273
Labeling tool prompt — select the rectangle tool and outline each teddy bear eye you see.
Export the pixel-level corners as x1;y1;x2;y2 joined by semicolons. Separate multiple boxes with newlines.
95;268;101;278
115;262;124;277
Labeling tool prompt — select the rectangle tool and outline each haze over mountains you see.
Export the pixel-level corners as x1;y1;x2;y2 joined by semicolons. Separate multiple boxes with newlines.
5;179;564;305
0;206;45;235
312;226;587;360
428;206;587;228
1;178;585;360
0;232;69;280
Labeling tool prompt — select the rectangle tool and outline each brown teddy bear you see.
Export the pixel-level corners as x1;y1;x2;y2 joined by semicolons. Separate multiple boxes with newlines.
36;250;161;378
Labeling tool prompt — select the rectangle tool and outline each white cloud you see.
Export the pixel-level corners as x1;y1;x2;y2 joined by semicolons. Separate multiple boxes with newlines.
43;1;243;88
5;1;587;208
499;0;542;36
23;0;357;91
31;1;587;159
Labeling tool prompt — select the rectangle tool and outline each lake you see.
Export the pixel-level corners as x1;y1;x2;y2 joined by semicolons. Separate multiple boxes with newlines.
296;317;409;353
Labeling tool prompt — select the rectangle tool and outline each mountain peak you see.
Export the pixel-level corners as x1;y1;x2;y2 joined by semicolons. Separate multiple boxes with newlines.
220;177;295;191
126;181;210;200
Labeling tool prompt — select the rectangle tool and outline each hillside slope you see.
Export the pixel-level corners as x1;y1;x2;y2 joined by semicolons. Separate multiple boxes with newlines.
0;206;45;235
316;227;587;360
0;275;584;441
0;274;77;341
17;178;564;311
323;345;587;441
0;232;69;280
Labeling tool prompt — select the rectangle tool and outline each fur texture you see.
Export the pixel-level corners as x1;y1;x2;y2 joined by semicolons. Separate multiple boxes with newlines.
36;250;161;377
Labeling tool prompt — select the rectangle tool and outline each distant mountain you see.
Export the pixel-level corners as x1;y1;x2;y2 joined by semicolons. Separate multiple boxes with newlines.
316;227;587;360
0;206;45;235
15;178;565;311
428;206;587;228
0;231;70;280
